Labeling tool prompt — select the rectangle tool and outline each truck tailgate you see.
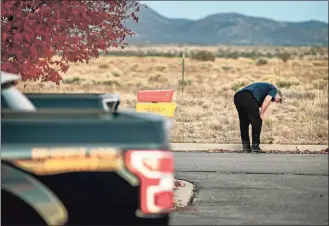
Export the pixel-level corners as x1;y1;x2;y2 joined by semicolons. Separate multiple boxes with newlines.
1;109;169;150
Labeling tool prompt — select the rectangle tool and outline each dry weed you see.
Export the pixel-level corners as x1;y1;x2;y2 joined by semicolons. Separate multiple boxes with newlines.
17;48;328;145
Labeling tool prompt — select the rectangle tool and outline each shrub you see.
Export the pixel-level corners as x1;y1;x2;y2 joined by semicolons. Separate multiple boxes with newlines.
231;81;246;92
256;58;268;66
178;79;192;86
225;51;239;59
313;80;328;90
310;47;317;56
279;52;290;63
112;71;121;77
222;66;235;71
155;64;167;72
99;64;109;69
190;50;216;62
98;80;121;87
313;61;327;67
276;79;299;88
266;52;274;58
62;77;84;84
148;74;168;83
283;90;315;99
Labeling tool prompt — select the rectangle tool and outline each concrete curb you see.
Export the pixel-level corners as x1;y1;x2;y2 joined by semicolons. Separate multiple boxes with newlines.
170;143;328;152
173;179;195;208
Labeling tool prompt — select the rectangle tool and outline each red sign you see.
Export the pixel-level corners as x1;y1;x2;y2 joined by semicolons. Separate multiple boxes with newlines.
137;90;174;103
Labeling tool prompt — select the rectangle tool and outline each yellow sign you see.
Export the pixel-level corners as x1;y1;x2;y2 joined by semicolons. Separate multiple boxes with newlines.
12;147;122;175
136;102;177;117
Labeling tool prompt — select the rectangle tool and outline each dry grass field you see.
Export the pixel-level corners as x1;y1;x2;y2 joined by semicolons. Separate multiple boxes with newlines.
17;46;328;145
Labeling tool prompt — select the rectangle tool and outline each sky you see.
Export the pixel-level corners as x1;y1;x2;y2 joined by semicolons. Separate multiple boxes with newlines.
141;1;329;23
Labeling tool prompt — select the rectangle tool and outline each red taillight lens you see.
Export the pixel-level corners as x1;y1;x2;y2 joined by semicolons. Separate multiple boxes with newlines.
142;156;174;173
125;150;174;215
155;191;173;209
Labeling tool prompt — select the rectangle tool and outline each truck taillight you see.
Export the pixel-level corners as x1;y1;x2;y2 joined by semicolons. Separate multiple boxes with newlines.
125;150;174;215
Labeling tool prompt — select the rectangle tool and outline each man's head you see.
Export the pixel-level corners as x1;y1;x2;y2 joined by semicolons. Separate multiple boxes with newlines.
274;89;284;103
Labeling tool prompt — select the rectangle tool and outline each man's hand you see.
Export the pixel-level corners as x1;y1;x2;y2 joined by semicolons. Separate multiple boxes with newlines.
260;113;265;121
260;95;272;118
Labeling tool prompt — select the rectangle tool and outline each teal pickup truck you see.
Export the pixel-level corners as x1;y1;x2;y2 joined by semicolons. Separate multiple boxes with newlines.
1;92;121;112
1;72;174;225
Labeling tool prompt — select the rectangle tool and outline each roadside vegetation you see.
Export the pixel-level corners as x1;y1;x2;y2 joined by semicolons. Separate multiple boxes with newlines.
18;46;328;145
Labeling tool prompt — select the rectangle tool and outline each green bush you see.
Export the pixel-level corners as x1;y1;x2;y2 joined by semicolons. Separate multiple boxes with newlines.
256;58;268;66
190;50;216;62
279;52;290;63
178;79;192;86
276;80;299;88
222;66;235;71
112;71;121;77
62;77;84;84
225;51;239;59
310;47;318;56
231;81;246;92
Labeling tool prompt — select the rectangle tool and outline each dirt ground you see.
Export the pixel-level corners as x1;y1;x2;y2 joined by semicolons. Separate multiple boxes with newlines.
17;46;328;145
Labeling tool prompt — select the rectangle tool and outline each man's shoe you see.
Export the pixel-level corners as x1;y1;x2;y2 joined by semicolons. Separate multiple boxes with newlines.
251;144;265;153
242;144;251;153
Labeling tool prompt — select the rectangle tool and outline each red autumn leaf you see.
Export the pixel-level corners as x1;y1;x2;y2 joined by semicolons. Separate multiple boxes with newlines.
2;33;8;41
30;45;38;57
1;0;140;84
13;32;23;42
23;33;32;43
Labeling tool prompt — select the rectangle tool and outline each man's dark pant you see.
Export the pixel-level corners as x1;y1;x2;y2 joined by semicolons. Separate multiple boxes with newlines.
233;91;262;146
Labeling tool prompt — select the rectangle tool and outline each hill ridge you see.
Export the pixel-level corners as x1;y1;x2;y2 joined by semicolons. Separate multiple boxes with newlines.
125;4;328;46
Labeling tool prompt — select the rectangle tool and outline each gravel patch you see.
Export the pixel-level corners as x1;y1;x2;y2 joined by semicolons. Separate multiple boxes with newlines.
207;148;328;154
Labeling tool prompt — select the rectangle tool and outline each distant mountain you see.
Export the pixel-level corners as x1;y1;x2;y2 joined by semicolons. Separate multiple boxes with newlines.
124;4;328;46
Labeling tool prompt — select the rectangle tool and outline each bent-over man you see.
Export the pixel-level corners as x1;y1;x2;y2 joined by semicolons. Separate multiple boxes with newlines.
234;82;283;153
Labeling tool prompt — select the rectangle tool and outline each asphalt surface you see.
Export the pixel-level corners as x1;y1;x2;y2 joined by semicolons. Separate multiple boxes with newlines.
170;152;328;225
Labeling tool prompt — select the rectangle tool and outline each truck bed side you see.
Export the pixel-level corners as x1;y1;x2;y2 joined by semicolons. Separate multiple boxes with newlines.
2;109;170;153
